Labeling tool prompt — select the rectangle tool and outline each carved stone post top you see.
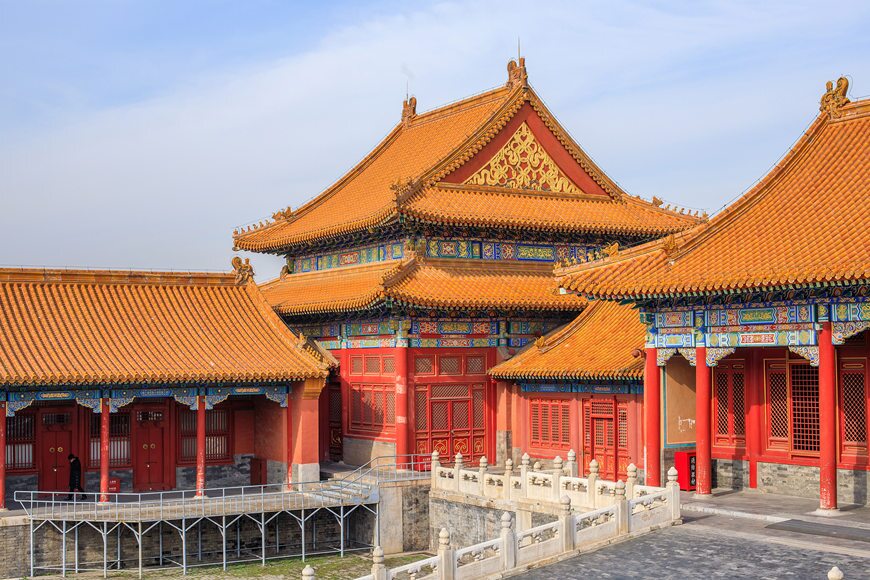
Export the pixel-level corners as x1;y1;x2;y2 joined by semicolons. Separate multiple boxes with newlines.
431;450;440;461
533;461;542;471
615;480;626;496
505;458;513;470
553;456;563;468
827;566;844;580
454;452;463;466
667;466;678;483
567;449;576;461
521;453;531;466
372;546;384;563
479;456;488;469
589;459;600;474
627;463;638;477
439;527;451;548
501;512;513;529
302;565;315;579
560;495;571;512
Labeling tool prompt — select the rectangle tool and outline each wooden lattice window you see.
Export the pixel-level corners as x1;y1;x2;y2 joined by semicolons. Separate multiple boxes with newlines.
365;357;381;374
439;356;461;375
466;356;485;374
617;407;628;449
766;362;789;449
88;412;131;468
6;414;35;471
713;361;746;447
840;359;868;455
382;357;395;374
178;408;231;463
349;384;395;434
529;398;571;449
791;364;820;453
351;356;364;375
414;356;434;375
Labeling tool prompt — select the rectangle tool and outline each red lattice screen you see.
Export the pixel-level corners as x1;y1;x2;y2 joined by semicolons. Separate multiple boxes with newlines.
790;364;820;453
716;373;730;436
766;364;789;449
733;373;746;436
349;384;395;434
89;412;131;468
6;414;35;471
840;359;868;454
714;363;746;447
179;408;230;463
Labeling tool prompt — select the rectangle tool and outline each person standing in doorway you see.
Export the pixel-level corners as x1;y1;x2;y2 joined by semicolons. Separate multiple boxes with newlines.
65;453;84;501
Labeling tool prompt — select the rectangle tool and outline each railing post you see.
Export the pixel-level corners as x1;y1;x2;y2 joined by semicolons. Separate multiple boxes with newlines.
371;546;387;580
615;480;629;534
626;463;638;499
520;453;530;499
559;495;574;553
552;456;563;501
500;512;516;572
302;564;315;579
478;456;488;496
566;449;578;477
667;466;681;521
431;451;441;490
504;459;513;499
453;453;464;487
587;459;599;508
437;528;455;580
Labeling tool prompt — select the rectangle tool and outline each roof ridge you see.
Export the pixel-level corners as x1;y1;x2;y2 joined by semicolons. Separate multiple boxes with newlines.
0;267;237;286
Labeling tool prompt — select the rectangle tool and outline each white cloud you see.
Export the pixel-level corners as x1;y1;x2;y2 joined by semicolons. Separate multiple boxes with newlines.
1;0;868;280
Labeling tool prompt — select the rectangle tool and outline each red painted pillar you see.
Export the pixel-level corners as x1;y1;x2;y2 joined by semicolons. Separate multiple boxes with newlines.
695;346;712;495
196;396;206;496
0;402;6;510
819;322;838;511
394;346;409;459
644;348;662;486
100;398;110;502
287;387;293;488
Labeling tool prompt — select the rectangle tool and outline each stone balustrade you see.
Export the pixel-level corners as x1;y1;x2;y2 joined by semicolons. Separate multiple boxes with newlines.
430;450;662;510
349;465;680;580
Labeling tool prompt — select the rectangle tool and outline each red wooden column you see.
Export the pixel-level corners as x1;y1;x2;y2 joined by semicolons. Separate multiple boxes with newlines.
394;346;409;459
644;347;662;486
287;387;293;489
695;346;712;495
819;322;838;511
0;401;6;510
100;398;110;502
195;395;206;496
289;378;326;483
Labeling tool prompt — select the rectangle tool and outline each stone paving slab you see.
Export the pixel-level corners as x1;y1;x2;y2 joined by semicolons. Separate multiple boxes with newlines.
524;515;870;579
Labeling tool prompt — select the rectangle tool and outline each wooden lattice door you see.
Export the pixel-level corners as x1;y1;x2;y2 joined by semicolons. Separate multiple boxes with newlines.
328;383;343;461
38;411;73;492
414;383;486;462
583;397;630;481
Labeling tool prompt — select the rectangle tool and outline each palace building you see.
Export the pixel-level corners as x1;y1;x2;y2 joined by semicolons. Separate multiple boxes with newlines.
555;77;870;509
233;59;701;467
0;262;335;505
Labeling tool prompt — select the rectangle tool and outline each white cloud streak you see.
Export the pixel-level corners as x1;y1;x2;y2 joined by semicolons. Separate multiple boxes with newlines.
1;0;868;280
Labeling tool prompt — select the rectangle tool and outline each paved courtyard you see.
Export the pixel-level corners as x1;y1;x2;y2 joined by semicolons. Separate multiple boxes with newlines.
525;513;870;579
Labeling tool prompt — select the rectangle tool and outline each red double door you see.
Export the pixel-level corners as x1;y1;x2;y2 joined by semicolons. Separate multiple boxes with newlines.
39;410;74;492
133;406;169;491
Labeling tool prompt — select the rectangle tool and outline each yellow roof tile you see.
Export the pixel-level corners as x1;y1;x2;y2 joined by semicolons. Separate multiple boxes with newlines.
0;267;330;386
558;88;870;298
490;301;645;380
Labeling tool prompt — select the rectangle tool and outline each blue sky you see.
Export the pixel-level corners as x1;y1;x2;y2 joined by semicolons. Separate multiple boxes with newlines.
1;0;869;280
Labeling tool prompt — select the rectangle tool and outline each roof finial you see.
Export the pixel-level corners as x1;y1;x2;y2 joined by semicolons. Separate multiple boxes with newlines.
820;76;850;118
506;54;528;89
402;95;417;126
231;256;255;285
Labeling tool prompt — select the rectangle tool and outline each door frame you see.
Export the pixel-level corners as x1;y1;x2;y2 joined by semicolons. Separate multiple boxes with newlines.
36;405;78;492
131;400;175;491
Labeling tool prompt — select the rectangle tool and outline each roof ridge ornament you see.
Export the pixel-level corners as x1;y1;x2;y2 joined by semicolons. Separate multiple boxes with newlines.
506;57;528;89
820;76;850;118
402;96;417;126
231;256;255;284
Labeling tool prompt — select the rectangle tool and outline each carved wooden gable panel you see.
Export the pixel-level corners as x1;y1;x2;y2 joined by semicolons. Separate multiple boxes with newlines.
464;122;581;194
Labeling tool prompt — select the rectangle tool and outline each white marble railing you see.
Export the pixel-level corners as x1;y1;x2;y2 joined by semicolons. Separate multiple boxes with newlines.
431;450;656;510
350;466;682;580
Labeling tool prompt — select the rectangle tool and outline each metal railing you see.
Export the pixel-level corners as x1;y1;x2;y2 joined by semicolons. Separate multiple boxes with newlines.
14;454;432;522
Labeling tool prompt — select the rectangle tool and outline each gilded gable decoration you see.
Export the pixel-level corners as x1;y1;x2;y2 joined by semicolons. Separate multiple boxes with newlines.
232;256;255;284
464;123;581;194
820;77;850;118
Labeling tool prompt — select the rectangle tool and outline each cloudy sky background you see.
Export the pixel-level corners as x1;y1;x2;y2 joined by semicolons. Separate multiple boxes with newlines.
2;0;869;281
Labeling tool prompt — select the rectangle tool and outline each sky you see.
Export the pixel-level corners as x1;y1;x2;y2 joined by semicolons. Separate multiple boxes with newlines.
2;0;869;281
